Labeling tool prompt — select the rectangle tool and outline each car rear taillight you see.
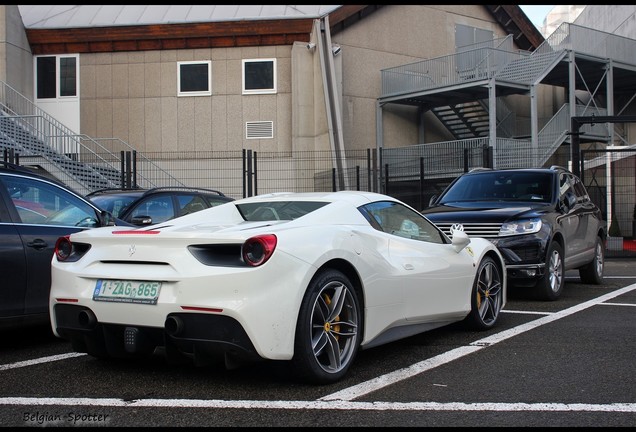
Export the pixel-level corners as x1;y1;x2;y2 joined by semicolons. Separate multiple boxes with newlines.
242;234;277;267
54;235;90;262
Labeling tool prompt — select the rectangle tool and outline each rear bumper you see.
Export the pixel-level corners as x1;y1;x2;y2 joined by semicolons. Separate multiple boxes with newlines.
53;303;261;366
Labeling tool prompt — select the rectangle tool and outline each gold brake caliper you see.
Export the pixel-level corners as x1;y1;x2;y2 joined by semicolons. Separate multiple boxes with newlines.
322;294;340;339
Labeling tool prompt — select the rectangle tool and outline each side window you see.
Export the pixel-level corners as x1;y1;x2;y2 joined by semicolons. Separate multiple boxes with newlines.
177;61;211;96
571;176;590;202
131;196;174;224
559;173;573;199
35;55;78;100
3;176;97;227
178;194;207;216
359;201;445;244
242;59;276;94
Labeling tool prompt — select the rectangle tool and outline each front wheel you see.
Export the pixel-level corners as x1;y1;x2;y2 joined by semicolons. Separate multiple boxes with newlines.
464;256;504;330
291;269;361;384
579;236;604;285
536;241;564;301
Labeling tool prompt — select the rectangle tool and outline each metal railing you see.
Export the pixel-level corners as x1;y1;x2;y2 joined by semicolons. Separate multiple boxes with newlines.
0;81;181;194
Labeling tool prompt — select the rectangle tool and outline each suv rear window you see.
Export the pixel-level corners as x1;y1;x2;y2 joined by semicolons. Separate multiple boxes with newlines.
439;172;553;203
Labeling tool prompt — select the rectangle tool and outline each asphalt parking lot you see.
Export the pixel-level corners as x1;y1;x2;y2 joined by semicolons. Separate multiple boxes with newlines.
0;259;635;427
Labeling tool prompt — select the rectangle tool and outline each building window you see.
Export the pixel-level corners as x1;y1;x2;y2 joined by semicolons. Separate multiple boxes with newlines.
35;55;78;100
242;59;276;95
177;61;211;96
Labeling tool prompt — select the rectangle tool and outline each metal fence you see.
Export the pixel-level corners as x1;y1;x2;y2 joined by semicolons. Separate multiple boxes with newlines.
5;144;634;258
582;148;636;258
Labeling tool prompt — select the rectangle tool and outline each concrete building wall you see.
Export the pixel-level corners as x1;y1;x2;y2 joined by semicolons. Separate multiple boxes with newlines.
1;5;559;160
0;5;33;97
575;5;636;39
74;5;534;156
328;5;514;151
574;5;636;143
80;44;294;154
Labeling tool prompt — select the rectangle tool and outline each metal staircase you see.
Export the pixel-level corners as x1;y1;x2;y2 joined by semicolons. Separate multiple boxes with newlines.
0;114;118;192
0;81;183;195
431;102;489;140
379;22;636;176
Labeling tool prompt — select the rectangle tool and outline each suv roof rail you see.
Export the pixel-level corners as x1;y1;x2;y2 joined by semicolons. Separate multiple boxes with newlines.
468;167;492;172
143;186;226;197
549;165;571;172
85;187;143;197
86;186;227;197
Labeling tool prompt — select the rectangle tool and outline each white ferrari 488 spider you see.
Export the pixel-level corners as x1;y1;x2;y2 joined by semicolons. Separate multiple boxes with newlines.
50;191;506;384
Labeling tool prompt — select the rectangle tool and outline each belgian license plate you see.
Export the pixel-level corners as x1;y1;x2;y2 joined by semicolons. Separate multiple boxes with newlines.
93;280;161;305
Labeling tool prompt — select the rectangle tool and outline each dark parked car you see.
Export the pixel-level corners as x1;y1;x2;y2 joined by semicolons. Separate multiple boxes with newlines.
0;162;124;329
86;186;234;226
421;166;606;301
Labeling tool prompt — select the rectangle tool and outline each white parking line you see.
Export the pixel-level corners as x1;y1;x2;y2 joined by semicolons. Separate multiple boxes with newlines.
0;353;86;371
320;283;636;401
1;283;635;414
1;397;635;412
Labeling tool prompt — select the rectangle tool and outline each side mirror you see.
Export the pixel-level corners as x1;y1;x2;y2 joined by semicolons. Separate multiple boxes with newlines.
99;210;116;226
130;215;153;226
559;192;576;213
451;229;471;253
428;195;438;207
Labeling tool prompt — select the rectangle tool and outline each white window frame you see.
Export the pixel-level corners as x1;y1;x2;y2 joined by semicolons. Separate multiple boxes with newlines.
34;54;79;101
242;58;277;95
177;60;212;97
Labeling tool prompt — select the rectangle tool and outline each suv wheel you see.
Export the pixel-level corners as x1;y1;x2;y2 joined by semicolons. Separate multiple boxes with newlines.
578;236;604;285
536;241;564;301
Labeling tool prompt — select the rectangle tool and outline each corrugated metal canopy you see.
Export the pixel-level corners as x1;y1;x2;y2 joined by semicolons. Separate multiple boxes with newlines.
18;5;341;29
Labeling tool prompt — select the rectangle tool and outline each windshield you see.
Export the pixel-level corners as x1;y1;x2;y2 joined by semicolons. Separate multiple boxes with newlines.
439;172;553;204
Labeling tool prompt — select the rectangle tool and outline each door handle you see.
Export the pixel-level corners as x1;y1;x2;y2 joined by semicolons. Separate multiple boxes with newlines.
26;239;48;250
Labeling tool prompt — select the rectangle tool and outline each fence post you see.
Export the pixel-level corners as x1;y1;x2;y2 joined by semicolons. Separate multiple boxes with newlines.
366;149;372;192
246;149;253;197
464;148;469;172
419;157;425;210
384;163;389;195
120;151;125;188
254;151;258;196
242;149;246;198
132;150;137;188
125;151;132;189
332;168;337;192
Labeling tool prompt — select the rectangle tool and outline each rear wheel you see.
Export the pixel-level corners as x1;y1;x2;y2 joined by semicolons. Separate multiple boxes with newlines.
464;256;504;330
536;241;564;301
291;269;361;384
579;236;604;285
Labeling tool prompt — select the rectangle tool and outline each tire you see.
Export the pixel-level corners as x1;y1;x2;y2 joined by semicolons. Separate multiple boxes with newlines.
579;236;604;285
291;269;361;384
536;241;564;301
464;256;504;330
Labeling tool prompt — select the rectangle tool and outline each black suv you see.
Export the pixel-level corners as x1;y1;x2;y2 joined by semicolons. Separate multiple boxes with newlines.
0;162;124;329
86;186;234;226
421;166;606;301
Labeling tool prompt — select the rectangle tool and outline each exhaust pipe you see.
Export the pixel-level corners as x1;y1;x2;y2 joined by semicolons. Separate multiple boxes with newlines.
165;316;184;336
77;309;97;329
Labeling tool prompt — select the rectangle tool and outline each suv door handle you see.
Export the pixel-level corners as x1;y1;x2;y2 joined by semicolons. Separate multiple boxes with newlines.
26;239;48;250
